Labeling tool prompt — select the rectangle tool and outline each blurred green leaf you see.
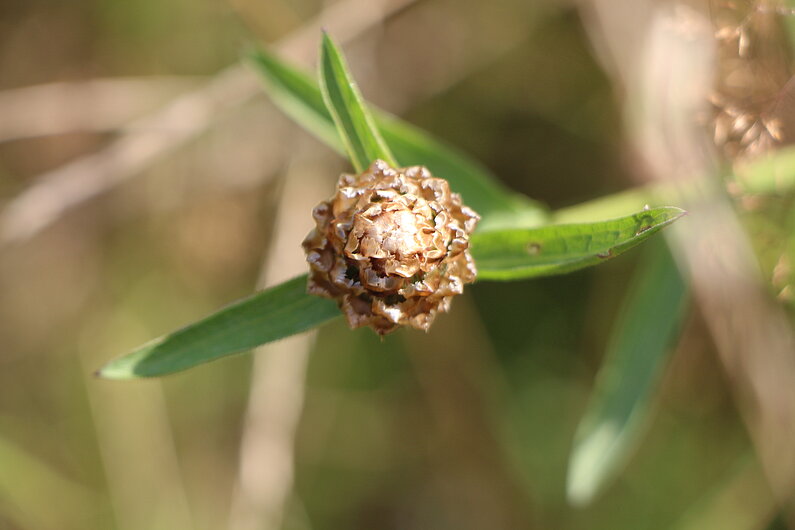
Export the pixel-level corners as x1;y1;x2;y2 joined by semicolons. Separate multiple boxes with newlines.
318;32;396;171
97;275;340;379
566;240;688;506
0;435;97;529
247;48;547;228
670;453;774;530
733;146;795;195
555;145;795;226
471;207;685;280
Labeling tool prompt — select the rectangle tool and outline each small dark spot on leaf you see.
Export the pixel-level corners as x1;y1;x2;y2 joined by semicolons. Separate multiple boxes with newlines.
596;249;613;259
634;214;656;236
527;242;542;255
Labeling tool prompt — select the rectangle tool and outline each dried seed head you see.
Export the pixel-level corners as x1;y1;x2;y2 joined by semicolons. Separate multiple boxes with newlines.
708;1;795;161
303;160;479;335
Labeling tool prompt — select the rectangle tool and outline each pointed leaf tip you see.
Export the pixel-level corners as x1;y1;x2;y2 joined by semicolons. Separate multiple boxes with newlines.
248;43;547;226
472;206;685;280
319;32;396;171
97;275;340;379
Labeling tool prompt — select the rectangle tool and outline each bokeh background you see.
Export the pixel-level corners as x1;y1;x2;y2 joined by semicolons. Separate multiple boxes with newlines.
1;0;795;529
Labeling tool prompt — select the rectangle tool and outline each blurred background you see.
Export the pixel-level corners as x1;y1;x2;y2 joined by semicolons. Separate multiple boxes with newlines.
2;0;795;528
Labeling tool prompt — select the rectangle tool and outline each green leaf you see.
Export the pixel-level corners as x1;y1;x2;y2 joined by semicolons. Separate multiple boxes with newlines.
379;116;547;230
247;47;547;228
318;33;396;171
0;434;97;529
566;240;688;506
248;45;342;152
97;275;340;379
733;145;795;195
471;207;685;280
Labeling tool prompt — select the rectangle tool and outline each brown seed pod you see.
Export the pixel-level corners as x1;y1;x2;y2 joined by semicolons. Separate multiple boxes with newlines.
302;159;480;335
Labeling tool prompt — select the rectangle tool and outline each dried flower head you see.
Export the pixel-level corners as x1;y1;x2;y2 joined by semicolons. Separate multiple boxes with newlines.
302;160;479;335
708;1;794;161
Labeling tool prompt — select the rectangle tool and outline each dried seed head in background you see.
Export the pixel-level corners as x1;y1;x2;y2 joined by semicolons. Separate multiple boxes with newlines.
302;160;479;335
709;1;795;160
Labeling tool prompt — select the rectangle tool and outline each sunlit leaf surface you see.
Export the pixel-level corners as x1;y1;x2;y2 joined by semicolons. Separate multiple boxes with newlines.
318;33;396;171
97;275;340;379
471;207;685;280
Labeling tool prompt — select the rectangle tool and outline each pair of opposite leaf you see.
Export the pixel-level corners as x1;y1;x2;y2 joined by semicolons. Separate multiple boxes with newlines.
96;34;684;379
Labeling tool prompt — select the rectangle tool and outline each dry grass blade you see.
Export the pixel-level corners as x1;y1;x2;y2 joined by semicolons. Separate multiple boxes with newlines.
228;154;331;530
0;77;200;142
0;0;419;249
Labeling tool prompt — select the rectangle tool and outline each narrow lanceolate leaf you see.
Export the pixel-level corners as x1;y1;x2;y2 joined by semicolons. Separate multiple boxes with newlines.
97;275;340;379
380;117;547;230
247;48;547;228
471;207;685;280
566;241;688;506
248;46;343;152
319;33;396;171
